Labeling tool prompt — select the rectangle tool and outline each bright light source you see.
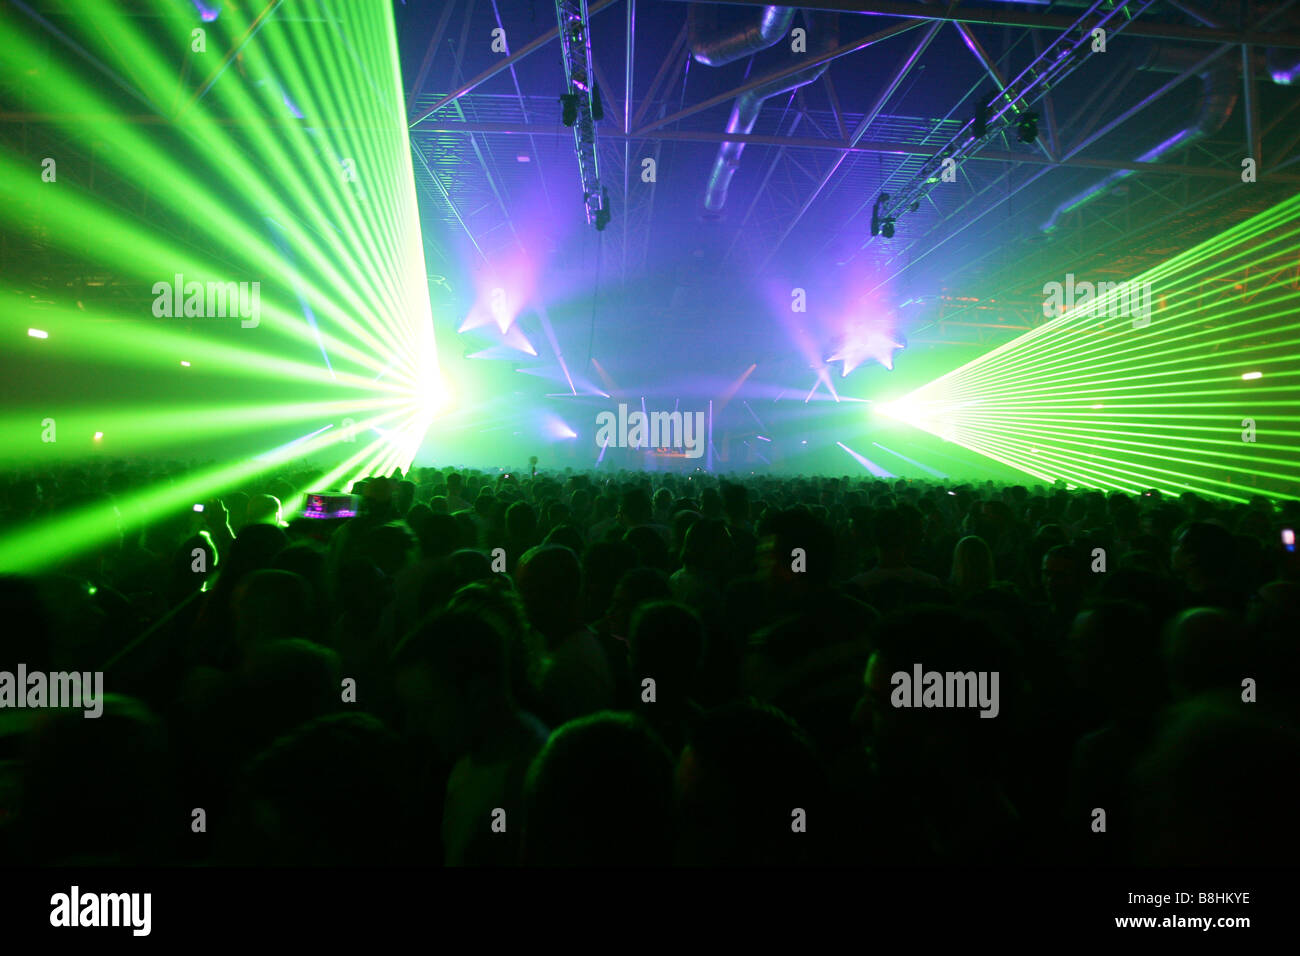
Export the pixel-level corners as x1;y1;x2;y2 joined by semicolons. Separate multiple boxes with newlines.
180;360;191;367
517;154;530;163
1242;371;1263;380
27;328;48;338
544;414;578;440
93;432;103;441
416;369;451;419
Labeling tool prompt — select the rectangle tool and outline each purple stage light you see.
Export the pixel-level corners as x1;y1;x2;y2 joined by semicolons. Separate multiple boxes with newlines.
837;441;895;477
543;414;578;440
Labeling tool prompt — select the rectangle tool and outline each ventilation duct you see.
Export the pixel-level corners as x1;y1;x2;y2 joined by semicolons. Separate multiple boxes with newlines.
704;10;840;213
1040;44;1242;233
688;4;795;68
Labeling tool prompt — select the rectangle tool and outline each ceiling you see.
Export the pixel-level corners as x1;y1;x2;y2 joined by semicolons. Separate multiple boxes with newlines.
397;0;1300;346
4;0;1300;385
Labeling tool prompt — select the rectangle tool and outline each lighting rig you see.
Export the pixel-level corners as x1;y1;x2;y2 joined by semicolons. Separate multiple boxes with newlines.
555;0;610;230
872;0;1159;239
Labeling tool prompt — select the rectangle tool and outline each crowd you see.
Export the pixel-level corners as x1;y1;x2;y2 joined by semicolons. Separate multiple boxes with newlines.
1;459;1297;866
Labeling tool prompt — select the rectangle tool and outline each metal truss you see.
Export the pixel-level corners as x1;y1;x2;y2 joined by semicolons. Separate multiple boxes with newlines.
874;0;1162;237
10;0;1300;301
407;3;1297;292
678;0;1300;49
555;0;608;227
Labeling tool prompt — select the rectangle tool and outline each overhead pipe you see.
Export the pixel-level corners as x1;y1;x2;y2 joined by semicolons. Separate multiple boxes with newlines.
688;4;794;67
704;10;841;212
1040;43;1238;232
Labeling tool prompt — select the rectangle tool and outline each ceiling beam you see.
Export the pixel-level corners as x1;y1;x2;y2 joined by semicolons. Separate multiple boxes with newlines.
10;106;1293;182
408;0;621;128
760;19;944;266
629;22;687;133
952;21;1055;164
658;0;1300;48
405;121;1300;181
405;0;457;109
174;0;282;120
634;19;926;136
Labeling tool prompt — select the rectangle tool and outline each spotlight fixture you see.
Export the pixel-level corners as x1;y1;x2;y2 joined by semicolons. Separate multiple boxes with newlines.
871;191;890;237
1017;111;1039;144
591;83;604;122
594;187;611;231
560;92;579;127
851;7;1164;267
882;219;895;239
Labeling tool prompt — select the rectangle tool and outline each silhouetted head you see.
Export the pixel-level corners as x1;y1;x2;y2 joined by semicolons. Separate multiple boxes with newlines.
394;480;416;515
232;569;314;651
629;601;703;701
676;700;825;865
624;525;670;571
544;523;584;554
515;544;582;644
239;638;342;743
394;605;512;758
761;507;835;590
22;696;172;864
361;522;417;577
240;712;405;865
1042;544;1085;611
505;500;538;543
523;712;674;865
1068;599;1163;722
363;476;394;507
1171;521;1236;593
680;518;732;574
863;605;1010;774
605;566;672;638
222;523;289;590
618;488;653;527
950;535;994;596
581;539;638;621
721;481;749;525
1163;606;1243;699
1131;695;1300;865
245;494;286;528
